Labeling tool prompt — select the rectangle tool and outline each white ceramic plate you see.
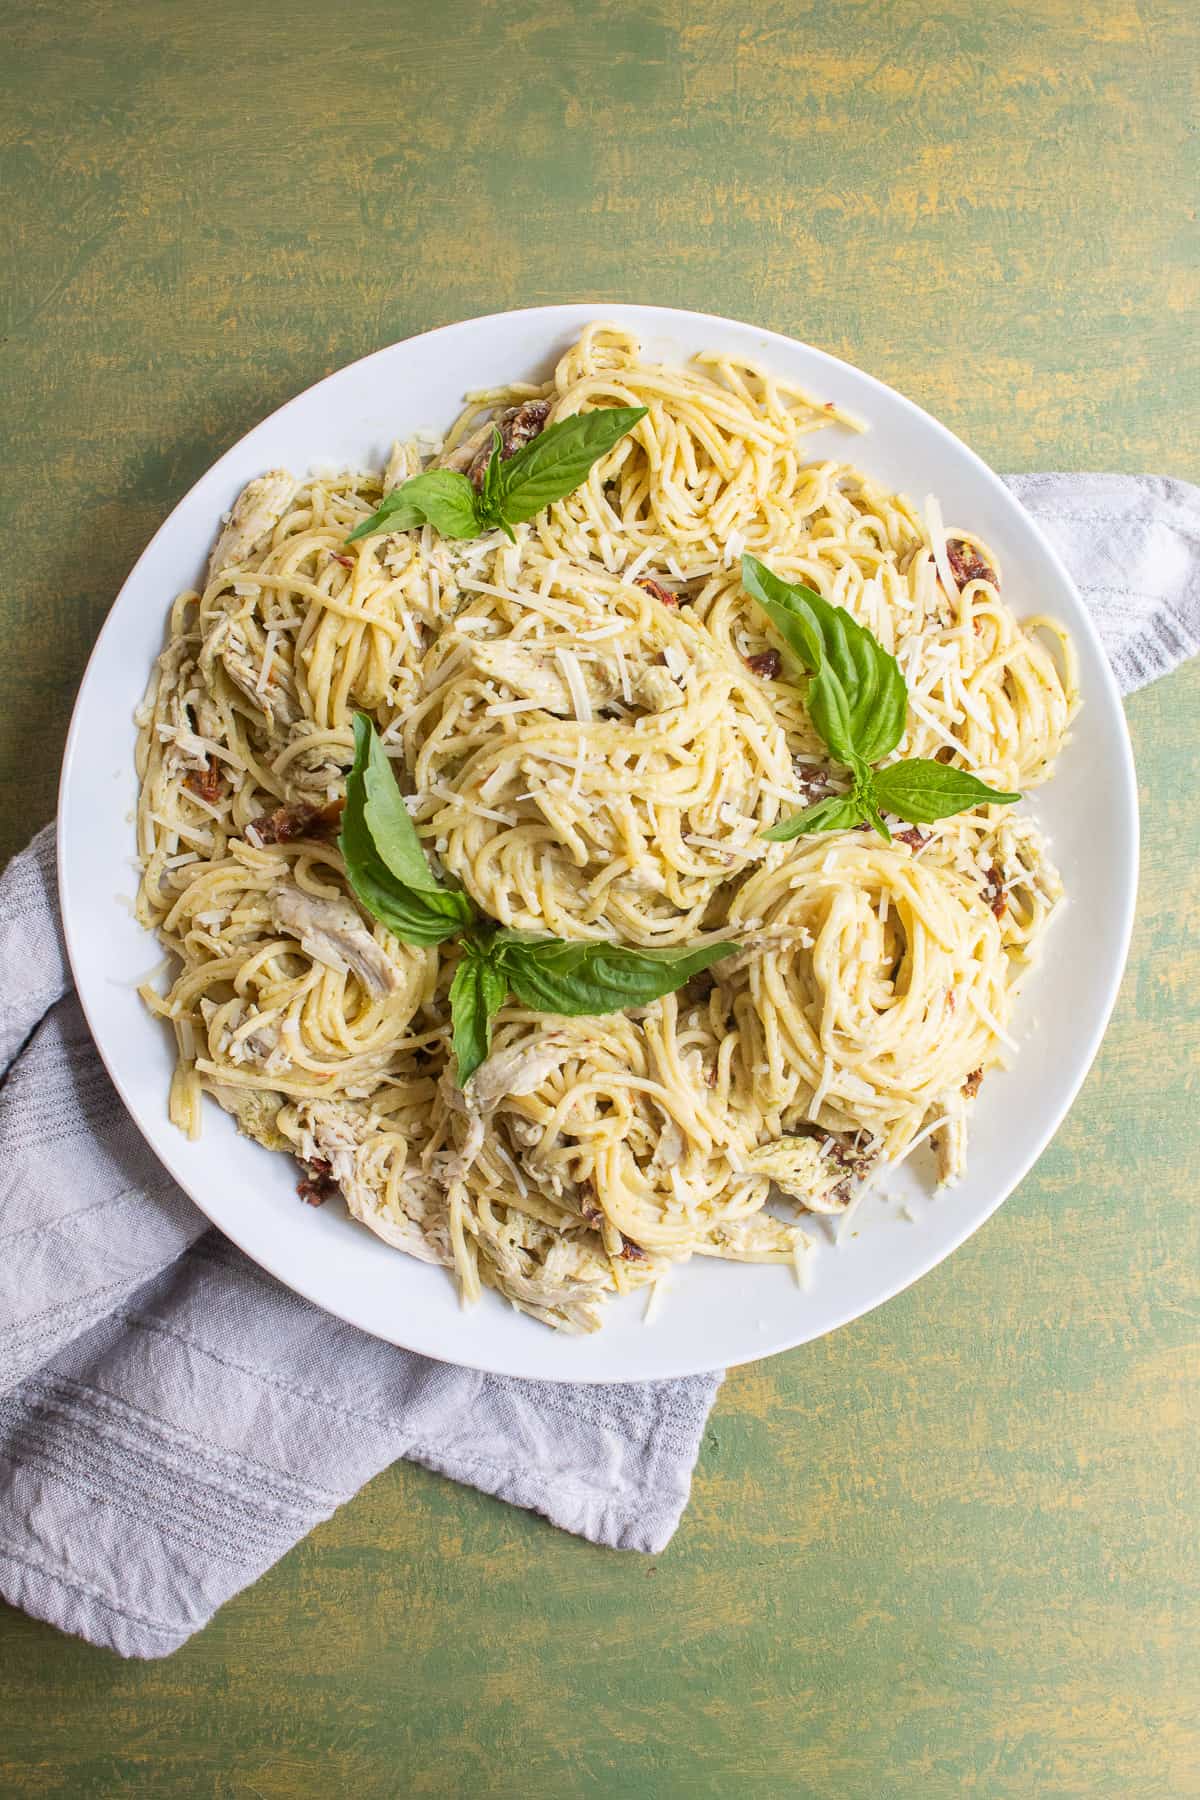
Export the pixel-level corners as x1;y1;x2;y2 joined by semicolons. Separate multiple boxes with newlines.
58;304;1138;1382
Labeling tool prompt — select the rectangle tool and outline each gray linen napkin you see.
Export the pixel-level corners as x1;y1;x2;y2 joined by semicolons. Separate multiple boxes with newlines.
1;474;1196;1659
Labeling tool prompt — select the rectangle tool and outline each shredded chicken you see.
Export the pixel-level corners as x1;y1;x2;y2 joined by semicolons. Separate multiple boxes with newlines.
698;1213;812;1262
647;1114;686;1181
199;613;299;727
745;1136;853;1214
276;720;354;794
287;1100;453;1266
383;440;418;494
633;665;684;713
205;1084;290;1151
270;885;400;997
466;1036;570;1113
208;472;296;578
469;642;618;712
199;997;289;1073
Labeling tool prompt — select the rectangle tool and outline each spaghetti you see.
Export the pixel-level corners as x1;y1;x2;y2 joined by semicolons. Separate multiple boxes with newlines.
135;324;1077;1330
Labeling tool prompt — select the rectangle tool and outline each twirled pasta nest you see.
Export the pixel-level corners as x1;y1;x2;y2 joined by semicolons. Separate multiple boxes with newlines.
403;565;794;944
726;839;1010;1153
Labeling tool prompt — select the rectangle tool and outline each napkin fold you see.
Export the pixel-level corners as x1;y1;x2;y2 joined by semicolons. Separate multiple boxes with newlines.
1;473;1196;1658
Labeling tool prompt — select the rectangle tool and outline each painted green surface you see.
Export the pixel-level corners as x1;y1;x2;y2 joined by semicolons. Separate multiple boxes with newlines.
1;0;1197;1794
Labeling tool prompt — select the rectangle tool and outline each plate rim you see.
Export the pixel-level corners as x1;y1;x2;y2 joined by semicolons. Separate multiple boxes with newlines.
56;301;1140;1381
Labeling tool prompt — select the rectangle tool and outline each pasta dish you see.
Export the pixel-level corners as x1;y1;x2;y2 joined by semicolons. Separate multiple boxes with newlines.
135;324;1078;1331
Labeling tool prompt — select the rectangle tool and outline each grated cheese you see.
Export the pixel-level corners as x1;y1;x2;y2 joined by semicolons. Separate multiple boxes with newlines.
613;642;633;703
924;493;960;600
554;648;593;723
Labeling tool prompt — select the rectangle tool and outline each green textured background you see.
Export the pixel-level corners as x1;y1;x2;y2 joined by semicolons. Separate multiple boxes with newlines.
2;2;1197;1795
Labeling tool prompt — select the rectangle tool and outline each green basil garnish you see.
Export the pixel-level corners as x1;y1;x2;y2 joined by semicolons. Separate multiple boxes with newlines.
492;931;738;1017
871;759;1019;823
345;469;483;544
339;715;472;946
743;555;1019;842
740;555;908;766
346;405;647;546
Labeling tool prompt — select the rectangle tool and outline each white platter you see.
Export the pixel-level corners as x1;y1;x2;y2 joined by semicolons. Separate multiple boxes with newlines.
57;303;1138;1382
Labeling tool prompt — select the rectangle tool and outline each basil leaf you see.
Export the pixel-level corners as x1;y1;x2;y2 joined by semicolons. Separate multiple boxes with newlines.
806;660;859;766
494;932;738;1016
338;833;471;945
350;714;441;893
450;946;509;1083
344;491;426;544
339;714;474;945
808;598;907;764
872;759;1020;823
738;555;825;672
762;793;865;842
494;406;648;527
345;469;481;543
740;556;908;765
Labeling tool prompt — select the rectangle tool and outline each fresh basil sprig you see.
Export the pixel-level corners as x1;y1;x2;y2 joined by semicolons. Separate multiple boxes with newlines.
346;405;648;547
339;715;738;1082
741;554;1019;842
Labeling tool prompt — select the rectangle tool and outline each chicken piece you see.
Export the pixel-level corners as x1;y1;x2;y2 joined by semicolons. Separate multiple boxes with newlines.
206;1083;290;1152
320;1106;451;1261
466;1035;570;1113
199;997;288;1072
508;1114;545;1151
443;1037;573;1204
149;645;222;783
199;614;300;728
632;664;684;714
697;1214;812;1262
471;642;571;709
383;440;418;494
647;1114;685;1181
438;420;495;478
208;472;296;579
471;1206;609;1333
350;1185;453;1264
285;1100;453;1265
745;1136;854;1214
270;884;400;998
469;643;618;714
435;1065;487;1187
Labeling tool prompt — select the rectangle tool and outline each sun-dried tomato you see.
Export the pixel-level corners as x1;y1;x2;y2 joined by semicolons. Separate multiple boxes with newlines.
184;758;223;805
946;538;997;588
745;648;782;680
635;576;679;607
